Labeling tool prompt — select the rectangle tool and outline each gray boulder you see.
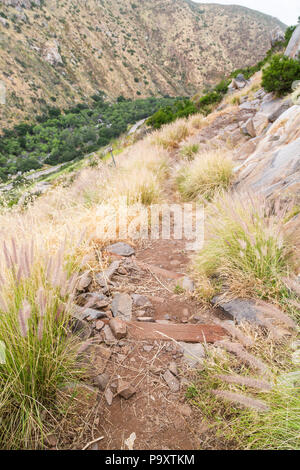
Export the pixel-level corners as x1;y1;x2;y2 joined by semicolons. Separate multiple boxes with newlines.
241;117;256;138
228;74;247;91
268;99;293;122
236;105;300;198
251;137;300;195
212;297;265;325
285;24;300;59
259;97;292;123
106;242;135;257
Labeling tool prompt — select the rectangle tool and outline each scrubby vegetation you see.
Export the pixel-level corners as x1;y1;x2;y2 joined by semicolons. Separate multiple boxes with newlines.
194;192;299;302
262;54;300;96
151;118;190;149
0;96;178;181
147;32;292;130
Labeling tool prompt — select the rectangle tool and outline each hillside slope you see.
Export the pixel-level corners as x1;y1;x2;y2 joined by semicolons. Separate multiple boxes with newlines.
0;0;285;126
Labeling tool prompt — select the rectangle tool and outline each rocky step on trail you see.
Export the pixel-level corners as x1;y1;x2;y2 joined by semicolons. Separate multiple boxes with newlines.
62;236;295;451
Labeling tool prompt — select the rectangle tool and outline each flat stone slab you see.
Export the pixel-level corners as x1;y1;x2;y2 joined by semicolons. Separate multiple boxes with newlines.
179;342;205;368
212;297;262;324
106;242;135;257
212;297;296;330
111;292;133;321
127;321;227;343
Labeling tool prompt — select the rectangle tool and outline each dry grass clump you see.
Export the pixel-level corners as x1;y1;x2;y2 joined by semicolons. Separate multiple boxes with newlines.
194;191;299;299
186;113;205;130
0;140;168;255
151;118;190;149
109;141;169;205
212;389;269;411
179;143;200;161
0;136;172;449
0;239;84;449
176;150;234;201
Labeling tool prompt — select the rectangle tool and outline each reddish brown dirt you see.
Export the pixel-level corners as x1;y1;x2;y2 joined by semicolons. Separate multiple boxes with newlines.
137;238;190;272
95;341;201;450
67;229;228;451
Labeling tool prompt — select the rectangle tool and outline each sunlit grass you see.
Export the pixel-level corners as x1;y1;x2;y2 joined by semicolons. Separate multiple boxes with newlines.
0;240;84;449
176;150;233;201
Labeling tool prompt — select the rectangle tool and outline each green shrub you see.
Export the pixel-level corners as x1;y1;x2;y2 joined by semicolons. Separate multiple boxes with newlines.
284;25;296;45
262;55;300;96
147;99;197;129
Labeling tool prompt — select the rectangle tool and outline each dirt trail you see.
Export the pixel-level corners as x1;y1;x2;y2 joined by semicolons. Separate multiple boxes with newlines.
85;246;213;449
77;190;228;450
64;172;287;451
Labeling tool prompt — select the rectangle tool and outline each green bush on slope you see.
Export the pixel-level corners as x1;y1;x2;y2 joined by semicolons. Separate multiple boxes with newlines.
262;54;300;96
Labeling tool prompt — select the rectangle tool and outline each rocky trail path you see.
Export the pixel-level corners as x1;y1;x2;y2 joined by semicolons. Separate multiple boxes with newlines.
66;220;296;451
64;88;300;449
82;175;232;450
72;234;226;450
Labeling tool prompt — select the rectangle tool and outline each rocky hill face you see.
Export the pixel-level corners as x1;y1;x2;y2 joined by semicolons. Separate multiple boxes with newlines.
0;0;285;126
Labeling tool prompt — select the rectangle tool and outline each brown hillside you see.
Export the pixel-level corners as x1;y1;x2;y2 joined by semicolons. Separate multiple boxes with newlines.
0;0;285;126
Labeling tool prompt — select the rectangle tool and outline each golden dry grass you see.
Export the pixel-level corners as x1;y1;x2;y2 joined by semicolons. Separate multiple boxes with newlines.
151;118;190;149
193;191;300;301
176;150;234;201
0;135;170;448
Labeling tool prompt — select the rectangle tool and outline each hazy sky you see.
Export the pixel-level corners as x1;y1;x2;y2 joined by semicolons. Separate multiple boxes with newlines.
193;1;299;26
